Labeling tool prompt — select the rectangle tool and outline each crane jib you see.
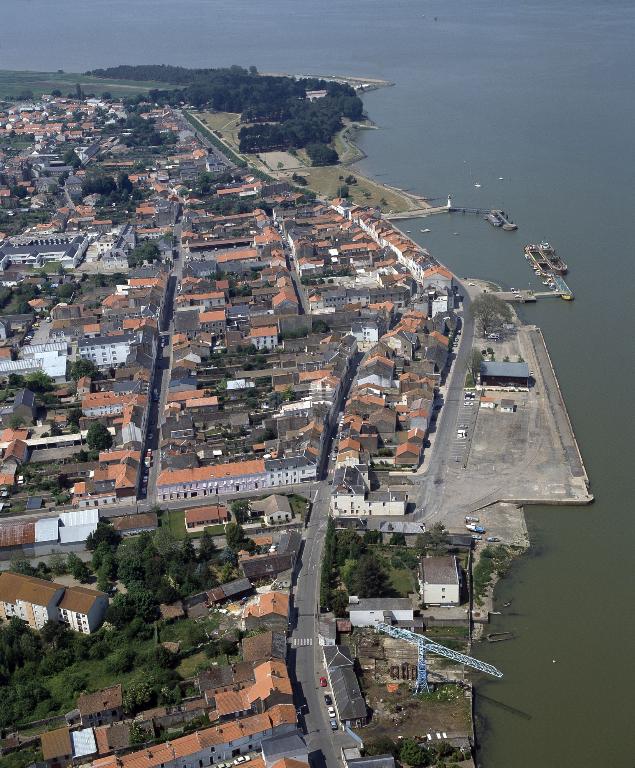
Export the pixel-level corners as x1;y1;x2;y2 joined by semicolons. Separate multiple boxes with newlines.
375;622;503;681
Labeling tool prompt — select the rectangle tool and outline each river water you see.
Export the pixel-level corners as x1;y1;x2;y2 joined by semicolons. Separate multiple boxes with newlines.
4;0;635;764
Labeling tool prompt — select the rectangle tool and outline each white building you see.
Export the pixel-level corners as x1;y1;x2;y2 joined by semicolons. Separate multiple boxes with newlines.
58;509;99;544
20;341;69;381
347;597;414;627
0;571;107;634
57;585;108;634
249;325;279;351
77;332;134;368
330;465;407;517
418;555;461;606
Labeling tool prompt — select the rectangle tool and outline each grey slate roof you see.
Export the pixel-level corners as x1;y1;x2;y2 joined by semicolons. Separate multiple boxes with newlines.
421;556;460;586
330;666;367;721
350;598;413;612
260;730;307;762
480;361;530;378
324;644;355;669
347;757;395;768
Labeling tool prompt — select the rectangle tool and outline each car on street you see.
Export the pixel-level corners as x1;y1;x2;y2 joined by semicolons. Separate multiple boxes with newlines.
319;676;328;687
327;706;336;717
324;693;332;705
330;719;338;731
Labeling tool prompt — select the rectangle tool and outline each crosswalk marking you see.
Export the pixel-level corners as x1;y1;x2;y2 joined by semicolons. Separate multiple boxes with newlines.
291;637;313;647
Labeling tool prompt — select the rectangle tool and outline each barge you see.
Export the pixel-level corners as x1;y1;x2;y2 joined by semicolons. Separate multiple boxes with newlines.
485;209;518;230
524;241;568;275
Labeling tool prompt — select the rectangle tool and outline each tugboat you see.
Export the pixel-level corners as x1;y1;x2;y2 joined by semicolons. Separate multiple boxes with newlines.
524;242;568;275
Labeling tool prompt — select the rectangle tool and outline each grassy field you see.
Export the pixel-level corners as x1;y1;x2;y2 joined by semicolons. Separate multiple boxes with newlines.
159;509;225;540
0;70;175;99
300;165;414;211
198;110;242;144
388;566;416;597
194;109;418;212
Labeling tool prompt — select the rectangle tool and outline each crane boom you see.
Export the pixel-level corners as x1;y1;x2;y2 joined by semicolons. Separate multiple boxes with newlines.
376;623;503;692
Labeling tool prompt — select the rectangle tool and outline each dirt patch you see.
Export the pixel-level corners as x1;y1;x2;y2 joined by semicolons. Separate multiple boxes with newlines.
258;151;304;170
358;676;472;740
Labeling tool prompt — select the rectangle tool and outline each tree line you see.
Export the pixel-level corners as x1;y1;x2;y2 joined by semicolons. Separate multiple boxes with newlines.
88;65;363;156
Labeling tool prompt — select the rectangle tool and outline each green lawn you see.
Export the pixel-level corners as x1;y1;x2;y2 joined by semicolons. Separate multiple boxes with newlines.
0;69;176;99
159;616;220;648
160;508;187;539
388;567;416;597
289;494;309;518
159;509;225;539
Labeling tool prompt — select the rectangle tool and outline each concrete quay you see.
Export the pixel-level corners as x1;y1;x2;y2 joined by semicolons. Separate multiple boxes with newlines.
411;307;592;539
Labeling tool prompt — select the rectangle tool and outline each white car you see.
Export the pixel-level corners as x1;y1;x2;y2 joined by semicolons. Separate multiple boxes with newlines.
327;706;336;718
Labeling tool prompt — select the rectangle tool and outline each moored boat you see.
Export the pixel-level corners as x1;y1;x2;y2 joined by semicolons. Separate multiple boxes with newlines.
524;241;568;275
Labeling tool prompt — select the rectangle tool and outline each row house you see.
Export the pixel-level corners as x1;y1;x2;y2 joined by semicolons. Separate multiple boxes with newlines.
92;704;296;768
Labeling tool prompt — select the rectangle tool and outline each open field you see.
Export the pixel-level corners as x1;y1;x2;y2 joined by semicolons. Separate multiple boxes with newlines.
197;110;242;149
194;109;423;212
258;151;303;171
0;70;176;99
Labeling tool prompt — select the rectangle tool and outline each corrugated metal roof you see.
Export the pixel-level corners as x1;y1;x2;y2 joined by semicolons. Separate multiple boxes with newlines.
71;728;97;758
59;522;97;544
59;509;99;527
35;517;59;543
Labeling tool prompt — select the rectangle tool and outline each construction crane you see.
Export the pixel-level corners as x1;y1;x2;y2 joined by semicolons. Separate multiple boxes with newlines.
376;623;503;694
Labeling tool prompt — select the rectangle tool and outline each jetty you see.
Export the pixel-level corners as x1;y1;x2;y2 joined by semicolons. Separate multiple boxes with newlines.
497;287;573;303
485;209;518;230
384;205;449;220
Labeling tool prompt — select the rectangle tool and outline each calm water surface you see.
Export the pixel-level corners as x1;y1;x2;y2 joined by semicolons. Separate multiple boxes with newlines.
3;1;634;764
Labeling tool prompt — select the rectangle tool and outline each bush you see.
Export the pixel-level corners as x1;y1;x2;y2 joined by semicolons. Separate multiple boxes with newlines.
306;142;338;166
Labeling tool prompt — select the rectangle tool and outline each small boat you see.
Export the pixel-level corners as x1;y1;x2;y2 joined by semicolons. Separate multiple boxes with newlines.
452;232;460;235
474;183;481;188
421;228;431;233
499;176;504;180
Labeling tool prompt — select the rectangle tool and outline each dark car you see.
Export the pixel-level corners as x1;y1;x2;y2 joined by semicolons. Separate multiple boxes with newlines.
324;694;333;706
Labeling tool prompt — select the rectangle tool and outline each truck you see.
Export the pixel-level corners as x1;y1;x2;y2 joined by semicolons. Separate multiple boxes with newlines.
466;523;485;534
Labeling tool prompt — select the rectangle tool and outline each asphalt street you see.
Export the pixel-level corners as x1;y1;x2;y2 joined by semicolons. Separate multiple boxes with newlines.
413;280;473;518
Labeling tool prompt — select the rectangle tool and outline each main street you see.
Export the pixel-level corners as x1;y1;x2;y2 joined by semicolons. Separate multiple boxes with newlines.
289;475;352;768
412;280;473;519
142;223;183;503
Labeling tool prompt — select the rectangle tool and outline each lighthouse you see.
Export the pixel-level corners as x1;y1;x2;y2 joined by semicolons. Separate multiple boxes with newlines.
447;194;453;210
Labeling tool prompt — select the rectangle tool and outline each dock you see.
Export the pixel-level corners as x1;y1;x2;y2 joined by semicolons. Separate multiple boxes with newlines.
485;209;518;230
497;286;573;303
384;205;449;220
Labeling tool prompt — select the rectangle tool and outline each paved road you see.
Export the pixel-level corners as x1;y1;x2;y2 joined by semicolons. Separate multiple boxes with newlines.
412;280;473;518
141;225;183;503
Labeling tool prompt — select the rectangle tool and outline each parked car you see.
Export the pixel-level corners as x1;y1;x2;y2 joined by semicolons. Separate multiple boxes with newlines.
330;719;338;731
324;694;333;705
319;676;328;687
486;536;500;542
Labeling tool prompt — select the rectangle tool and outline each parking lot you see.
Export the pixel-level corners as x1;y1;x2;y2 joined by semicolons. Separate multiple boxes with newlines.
24;318;52;346
467;393;530;472
449;390;479;466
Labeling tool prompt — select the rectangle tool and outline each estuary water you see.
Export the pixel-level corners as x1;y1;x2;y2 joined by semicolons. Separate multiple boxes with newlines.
3;0;635;764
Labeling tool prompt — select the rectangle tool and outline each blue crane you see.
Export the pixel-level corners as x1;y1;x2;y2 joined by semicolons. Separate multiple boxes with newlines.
376;622;503;694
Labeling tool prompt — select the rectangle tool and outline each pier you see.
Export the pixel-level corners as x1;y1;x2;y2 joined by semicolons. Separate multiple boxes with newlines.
384;205;449;220
496;289;572;303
